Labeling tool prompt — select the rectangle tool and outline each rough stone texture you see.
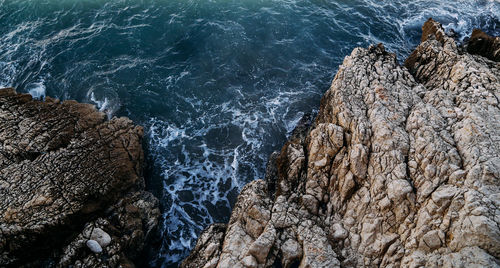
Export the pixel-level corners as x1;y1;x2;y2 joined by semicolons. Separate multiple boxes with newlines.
57;191;160;268
182;19;500;268
181;223;227;268
0;88;160;267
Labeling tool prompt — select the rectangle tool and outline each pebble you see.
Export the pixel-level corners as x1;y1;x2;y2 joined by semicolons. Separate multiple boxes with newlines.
86;239;102;253
90;228;112;247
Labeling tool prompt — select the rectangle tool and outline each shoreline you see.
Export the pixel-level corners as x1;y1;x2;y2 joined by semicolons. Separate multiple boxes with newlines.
0;17;499;267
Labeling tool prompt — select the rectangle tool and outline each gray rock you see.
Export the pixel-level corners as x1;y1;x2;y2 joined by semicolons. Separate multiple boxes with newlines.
90;228;111;248
281;238;302;267
86;240;102;253
241;255;258;268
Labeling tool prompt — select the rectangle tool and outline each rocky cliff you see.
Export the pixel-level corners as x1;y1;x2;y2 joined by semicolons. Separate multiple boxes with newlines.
181;19;500;268
0;88;160;267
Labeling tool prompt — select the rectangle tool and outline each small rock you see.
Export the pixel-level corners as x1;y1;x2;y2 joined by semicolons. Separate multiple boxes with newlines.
387;179;413;201
90;228;111;248
241;255;258;268
86;240;102;253
203;242;218;259
301;194;319;215
332;223;349;240
349;144;369;179
420;230;443;251
281;239;302;266
431;185;457;206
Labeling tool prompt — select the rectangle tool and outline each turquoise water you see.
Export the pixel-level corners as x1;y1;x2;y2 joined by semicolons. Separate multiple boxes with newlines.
1;0;499;266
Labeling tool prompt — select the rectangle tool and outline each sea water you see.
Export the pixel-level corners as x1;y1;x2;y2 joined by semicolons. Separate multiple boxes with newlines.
1;0;499;266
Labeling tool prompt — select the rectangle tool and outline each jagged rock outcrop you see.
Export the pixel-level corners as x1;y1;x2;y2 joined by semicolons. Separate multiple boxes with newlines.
0;88;160;267
181;19;500;268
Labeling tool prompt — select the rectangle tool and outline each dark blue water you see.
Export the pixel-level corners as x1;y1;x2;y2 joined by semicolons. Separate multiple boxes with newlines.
1;0;499;266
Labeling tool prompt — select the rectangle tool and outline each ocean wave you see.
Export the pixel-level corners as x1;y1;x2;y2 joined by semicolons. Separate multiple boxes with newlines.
26;79;46;99
0;0;498;267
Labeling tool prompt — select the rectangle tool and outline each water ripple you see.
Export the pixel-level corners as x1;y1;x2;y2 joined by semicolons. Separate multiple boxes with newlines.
0;0;499;267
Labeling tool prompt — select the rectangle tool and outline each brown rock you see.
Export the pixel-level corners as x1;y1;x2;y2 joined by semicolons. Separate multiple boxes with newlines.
0;88;159;267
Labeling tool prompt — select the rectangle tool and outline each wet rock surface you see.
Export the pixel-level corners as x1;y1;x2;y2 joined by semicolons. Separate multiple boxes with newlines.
182;19;500;268
0;88;160;267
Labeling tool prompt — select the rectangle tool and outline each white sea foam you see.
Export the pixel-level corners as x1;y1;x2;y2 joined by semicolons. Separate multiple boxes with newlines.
1;1;498;267
27;80;46;99
89;91;119;119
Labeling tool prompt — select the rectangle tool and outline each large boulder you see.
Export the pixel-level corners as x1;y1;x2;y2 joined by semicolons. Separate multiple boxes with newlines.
0;88;160;267
181;19;500;268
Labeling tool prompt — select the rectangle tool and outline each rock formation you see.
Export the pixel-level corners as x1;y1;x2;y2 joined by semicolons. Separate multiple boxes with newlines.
0;88;160;267
181;19;500;268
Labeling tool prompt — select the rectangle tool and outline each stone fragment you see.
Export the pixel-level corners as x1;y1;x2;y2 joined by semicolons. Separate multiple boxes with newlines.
90;228;111;248
86;240;102;253
420;230;444;251
332;223;349;240
241;255;258;268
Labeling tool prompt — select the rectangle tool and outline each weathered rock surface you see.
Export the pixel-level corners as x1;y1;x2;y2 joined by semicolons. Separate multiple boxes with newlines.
0;88;160;267
182;19;500;268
